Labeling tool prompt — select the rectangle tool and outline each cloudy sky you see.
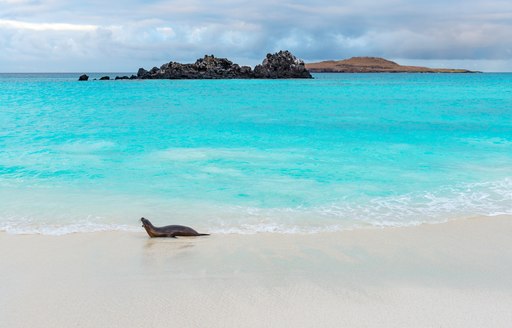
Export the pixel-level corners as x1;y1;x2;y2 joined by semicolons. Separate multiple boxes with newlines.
1;0;512;72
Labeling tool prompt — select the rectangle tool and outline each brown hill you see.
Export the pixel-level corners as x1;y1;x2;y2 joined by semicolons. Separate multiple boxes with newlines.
306;57;474;73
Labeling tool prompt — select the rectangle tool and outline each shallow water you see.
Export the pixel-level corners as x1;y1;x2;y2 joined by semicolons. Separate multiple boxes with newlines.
1;73;511;234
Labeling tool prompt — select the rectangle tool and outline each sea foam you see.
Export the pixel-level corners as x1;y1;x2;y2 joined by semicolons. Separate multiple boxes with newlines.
1;179;510;235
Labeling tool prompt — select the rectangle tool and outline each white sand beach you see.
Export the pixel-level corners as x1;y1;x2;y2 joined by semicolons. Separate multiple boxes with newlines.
1;215;512;327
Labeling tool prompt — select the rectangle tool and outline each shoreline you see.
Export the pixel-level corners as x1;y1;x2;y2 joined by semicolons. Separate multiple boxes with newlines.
1;215;511;327
1;212;510;236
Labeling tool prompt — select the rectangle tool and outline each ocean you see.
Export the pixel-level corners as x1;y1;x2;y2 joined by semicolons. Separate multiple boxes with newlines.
1;73;511;234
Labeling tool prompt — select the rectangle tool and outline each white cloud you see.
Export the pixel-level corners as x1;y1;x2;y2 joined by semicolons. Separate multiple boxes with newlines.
156;27;175;39
0;0;33;3
0;19;97;31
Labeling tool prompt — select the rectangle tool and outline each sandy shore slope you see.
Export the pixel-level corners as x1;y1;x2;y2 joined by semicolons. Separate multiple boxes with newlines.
1;216;511;327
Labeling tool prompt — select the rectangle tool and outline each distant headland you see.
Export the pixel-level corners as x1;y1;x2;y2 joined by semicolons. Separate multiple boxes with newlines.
78;50;312;81
305;57;476;73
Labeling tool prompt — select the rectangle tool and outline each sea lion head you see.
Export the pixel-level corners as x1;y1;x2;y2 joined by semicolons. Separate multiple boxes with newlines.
141;217;150;227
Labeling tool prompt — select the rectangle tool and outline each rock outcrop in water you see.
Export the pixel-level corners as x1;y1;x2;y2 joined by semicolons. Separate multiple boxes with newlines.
136;50;312;79
115;75;137;80
253;51;312;78
78;51;311;80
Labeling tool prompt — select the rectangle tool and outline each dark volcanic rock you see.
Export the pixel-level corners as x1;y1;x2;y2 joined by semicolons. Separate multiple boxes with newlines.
136;51;312;79
253;51;312;78
137;68;148;78
99;76;110;80
137;55;254;79
80;51;312;80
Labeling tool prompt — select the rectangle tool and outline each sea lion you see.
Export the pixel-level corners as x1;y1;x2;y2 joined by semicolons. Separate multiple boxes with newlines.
141;217;210;238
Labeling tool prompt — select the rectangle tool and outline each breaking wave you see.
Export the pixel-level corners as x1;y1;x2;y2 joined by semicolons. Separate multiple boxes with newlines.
1;179;510;235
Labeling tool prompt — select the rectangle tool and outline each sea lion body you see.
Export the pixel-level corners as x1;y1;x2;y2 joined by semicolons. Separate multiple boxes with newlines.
141;218;209;238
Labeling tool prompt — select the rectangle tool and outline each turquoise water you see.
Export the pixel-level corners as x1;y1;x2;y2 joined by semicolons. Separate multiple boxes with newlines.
1;73;511;234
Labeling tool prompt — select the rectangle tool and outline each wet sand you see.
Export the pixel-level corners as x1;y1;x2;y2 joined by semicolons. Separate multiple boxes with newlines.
1;215;511;327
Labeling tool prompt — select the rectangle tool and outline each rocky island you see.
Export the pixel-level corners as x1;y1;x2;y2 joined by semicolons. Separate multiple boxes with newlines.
78;51;312;81
138;50;312;79
306;57;475;73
